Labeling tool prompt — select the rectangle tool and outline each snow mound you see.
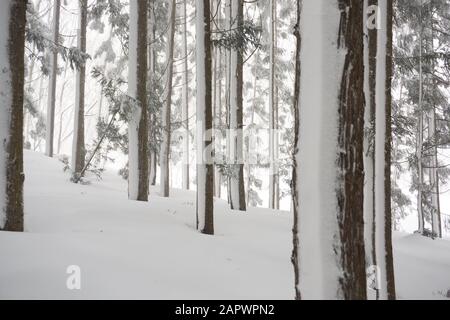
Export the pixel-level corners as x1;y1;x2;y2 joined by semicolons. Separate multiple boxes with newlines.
0;151;448;299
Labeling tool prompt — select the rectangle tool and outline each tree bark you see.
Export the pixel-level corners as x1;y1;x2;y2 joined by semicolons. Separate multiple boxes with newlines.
292;0;367;299
0;0;26;232
195;0;214;235
291;0;301;300
363;0;378;298
376;0;396;299
128;0;149;201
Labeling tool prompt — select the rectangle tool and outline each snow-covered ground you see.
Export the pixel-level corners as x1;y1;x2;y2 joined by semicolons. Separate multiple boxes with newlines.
0;151;449;300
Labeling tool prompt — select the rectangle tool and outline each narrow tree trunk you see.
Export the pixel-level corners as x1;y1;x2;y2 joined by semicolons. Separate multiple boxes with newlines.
212;44;218;197
160;0;176;198
363;0;378;298
214;48;223;198
229;0;246;211
225;0;232;205
429;108;442;237
181;0;190;190
374;0;396;300
148;3;157;188
72;0;87;178
45;0;61;157
128;0;149;201
428;13;442;238
269;0;279;210
417;4;425;234
195;0;214;235
0;0;26;232
292;0;367;299
291;0;301;300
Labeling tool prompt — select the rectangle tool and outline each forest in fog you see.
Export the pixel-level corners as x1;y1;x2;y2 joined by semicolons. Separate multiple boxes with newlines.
1;0;450;300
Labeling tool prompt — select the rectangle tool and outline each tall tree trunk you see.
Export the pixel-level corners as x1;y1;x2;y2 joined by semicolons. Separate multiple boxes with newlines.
212;45;218;197
195;0;214;235
292;0;367;299
160;0;176;198
128;0;149;201
45;0;61;157
229;0;246;211
417;1;425;234
225;0;232;205
181;0;190;190
291;0;301;300
0;0;26;232
374;0;396;300
363;0;378;298
214;48;223;198
269;0;279;210
213;0;223;198
148;2;157;187
72;0;87;178
428;13;441;238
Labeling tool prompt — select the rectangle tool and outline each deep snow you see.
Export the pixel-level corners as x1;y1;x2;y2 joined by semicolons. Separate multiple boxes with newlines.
0;151;449;299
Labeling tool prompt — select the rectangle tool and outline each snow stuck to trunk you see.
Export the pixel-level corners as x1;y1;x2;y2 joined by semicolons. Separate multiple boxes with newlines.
0;1;12;228
375;0;389;300
295;0;347;299
127;0;141;200
195;0;206;230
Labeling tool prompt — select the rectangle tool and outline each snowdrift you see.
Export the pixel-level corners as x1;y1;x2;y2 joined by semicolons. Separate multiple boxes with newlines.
0;151;448;300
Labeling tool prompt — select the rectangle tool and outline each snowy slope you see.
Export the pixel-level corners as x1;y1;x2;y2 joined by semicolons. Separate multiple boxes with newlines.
0;151;449;300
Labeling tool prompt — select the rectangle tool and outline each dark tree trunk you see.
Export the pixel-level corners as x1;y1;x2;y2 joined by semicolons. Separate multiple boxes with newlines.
291;0;301;300
1;0;27;232
384;0;396;300
336;0;367;300
196;0;214;235
363;0;378;290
